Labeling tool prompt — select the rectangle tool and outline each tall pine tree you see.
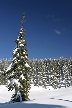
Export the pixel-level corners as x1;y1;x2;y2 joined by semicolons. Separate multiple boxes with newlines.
6;13;31;102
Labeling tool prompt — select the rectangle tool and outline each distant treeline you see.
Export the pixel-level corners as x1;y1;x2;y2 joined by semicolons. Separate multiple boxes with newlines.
0;57;72;88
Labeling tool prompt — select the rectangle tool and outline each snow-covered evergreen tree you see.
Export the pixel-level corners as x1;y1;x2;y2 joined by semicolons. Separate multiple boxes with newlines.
62;58;70;87
0;59;10;85
6;14;31;102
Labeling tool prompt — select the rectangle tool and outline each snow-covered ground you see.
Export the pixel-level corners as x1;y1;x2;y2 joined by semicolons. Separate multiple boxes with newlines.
0;84;72;108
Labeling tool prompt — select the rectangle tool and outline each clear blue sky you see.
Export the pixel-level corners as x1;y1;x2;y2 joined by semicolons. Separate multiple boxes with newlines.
0;0;72;60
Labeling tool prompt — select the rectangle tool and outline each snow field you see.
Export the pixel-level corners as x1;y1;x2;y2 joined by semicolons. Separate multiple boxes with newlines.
0;85;72;108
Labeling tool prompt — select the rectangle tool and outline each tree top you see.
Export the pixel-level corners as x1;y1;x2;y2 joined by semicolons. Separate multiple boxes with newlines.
21;13;25;28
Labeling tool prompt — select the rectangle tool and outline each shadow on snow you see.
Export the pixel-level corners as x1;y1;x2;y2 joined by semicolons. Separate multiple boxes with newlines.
0;102;66;108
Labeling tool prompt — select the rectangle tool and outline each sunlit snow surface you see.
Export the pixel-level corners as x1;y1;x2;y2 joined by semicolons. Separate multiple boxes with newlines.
0;84;72;108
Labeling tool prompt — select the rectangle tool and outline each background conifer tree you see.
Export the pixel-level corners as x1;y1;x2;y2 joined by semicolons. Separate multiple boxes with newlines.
6;13;31;102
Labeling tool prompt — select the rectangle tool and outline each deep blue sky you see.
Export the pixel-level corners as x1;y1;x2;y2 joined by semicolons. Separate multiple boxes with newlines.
0;0;72;60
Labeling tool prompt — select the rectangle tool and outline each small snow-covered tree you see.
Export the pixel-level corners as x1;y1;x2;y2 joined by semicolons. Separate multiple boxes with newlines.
0;59;9;85
6;13;31;102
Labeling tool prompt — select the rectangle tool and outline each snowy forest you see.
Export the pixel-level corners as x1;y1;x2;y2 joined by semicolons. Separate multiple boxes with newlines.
0;13;72;102
0;57;72;89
